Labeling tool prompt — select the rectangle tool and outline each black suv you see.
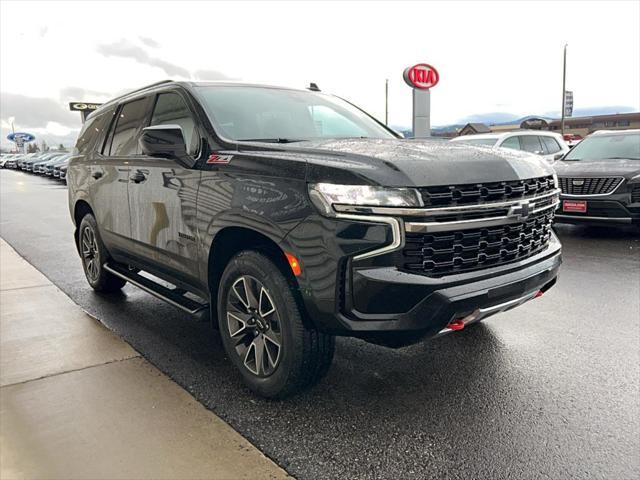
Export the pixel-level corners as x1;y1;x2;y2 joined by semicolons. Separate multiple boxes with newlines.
68;81;562;398
554;129;640;226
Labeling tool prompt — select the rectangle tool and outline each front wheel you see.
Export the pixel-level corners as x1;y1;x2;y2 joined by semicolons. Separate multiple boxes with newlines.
78;213;126;292
217;250;335;399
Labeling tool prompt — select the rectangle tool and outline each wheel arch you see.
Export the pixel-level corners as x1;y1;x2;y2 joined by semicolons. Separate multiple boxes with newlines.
206;226;308;327
72;199;94;254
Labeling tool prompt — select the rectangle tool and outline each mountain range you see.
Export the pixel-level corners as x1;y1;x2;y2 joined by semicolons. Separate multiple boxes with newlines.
391;105;638;136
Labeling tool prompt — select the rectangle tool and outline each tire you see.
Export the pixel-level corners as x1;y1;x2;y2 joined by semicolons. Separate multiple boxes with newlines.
78;213;126;292
217;250;335;399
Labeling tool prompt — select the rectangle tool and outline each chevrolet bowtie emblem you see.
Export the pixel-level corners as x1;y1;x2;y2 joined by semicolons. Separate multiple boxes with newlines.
509;201;531;220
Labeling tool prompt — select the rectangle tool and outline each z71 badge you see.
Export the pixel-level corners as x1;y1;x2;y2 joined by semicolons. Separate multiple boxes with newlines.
207;154;234;164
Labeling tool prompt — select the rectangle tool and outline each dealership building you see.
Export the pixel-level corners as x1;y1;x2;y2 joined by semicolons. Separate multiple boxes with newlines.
453;112;640;138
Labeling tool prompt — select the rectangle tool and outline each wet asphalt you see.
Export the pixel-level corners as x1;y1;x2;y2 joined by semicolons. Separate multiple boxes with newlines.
1;169;639;480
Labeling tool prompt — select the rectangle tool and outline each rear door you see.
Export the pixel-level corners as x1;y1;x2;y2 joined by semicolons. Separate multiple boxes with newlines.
539;135;564;161
519;135;545;157
80;106;135;260
126;90;202;288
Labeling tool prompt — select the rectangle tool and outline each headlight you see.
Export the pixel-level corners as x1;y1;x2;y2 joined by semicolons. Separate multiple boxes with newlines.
309;183;423;216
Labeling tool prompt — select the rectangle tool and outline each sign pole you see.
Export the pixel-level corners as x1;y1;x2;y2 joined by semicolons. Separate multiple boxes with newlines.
561;44;567;136
412;89;431;138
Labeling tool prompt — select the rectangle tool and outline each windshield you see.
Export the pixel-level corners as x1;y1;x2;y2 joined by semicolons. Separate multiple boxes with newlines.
455;138;497;147
194;86;396;142
564;133;640;161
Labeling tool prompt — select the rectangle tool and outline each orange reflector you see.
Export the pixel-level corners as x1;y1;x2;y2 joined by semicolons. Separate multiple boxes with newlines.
285;253;302;276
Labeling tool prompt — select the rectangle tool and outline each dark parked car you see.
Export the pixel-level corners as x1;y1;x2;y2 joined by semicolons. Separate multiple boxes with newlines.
17;153;38;169
554;129;640;226
68;80;562;398
42;154;71;175
31;153;65;173
57;163;68;181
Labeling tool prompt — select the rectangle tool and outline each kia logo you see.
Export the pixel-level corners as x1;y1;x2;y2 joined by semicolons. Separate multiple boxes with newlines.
403;64;440;90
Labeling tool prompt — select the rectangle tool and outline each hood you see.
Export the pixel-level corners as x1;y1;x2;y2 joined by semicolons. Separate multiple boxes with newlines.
259;138;554;187
554;158;640;179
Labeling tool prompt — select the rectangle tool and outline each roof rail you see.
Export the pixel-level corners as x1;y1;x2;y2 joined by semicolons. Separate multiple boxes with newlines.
122;79;174;97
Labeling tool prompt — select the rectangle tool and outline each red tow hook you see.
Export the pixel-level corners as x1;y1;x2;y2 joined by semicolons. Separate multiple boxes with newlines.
534;289;544;298
446;319;465;331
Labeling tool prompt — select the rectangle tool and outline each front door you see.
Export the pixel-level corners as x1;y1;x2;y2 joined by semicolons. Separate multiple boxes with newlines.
126;91;202;288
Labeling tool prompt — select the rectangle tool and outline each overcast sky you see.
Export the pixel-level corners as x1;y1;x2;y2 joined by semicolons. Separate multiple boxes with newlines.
1;0;639;149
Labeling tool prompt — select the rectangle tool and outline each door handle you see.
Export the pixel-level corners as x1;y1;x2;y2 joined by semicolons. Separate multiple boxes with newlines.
92;171;103;179
131;170;147;184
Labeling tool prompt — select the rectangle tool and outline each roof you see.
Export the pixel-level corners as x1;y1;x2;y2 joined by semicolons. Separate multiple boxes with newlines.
590;129;640;136
451;129;563;141
461;123;491;133
87;80;322;120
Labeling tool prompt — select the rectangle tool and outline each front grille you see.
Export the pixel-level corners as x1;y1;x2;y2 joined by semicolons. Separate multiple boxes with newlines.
632;185;640;203
558;176;623;195
418;175;555;207
401;210;554;277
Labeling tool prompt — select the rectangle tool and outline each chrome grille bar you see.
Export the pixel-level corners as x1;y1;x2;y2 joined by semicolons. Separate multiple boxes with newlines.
333;189;561;218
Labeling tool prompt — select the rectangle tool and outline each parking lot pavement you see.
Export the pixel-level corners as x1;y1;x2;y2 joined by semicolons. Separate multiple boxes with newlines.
1;169;639;480
0;237;288;480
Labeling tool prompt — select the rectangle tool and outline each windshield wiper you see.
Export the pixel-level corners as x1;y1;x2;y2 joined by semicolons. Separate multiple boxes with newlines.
237;138;305;143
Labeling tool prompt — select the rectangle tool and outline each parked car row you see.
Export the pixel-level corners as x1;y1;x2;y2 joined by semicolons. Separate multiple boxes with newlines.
0;151;70;180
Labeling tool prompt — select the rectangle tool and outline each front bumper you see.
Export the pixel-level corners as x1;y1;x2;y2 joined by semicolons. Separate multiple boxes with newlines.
337;236;560;341
555;186;640;225
288;213;561;344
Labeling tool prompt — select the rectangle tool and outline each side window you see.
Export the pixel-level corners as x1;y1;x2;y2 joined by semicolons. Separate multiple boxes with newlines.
149;92;199;156
75;114;100;155
500;136;521;150
109;98;151;156
520;135;544;154
541;136;561;154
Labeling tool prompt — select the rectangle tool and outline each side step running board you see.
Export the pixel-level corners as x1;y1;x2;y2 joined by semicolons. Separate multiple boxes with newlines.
104;263;209;316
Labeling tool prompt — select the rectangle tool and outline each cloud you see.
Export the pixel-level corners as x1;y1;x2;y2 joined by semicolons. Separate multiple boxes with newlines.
96;39;190;78
1;92;79;129
60;86;110;102
194;69;236;81
139;36;159;48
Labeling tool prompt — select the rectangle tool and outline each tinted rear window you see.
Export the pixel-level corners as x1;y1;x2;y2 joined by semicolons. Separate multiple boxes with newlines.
520;135;543;153
541;136;561;154
109;98;151;156
75;111;112;155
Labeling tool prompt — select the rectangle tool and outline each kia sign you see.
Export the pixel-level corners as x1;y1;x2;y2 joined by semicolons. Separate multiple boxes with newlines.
7;132;35;143
403;64;439;90
404;63;438;138
69;102;102;112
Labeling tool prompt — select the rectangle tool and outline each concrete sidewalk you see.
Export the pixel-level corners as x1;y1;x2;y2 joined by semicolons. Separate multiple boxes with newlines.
0;238;288;480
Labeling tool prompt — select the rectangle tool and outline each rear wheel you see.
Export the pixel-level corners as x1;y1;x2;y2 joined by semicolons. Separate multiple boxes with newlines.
217;250;335;399
78;213;126;292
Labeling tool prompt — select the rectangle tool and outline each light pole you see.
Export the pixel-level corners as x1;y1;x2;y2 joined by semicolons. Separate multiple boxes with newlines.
561;43;567;136
385;79;389;125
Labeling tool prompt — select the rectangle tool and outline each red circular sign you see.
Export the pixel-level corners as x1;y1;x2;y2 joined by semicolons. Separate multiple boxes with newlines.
403;64;439;90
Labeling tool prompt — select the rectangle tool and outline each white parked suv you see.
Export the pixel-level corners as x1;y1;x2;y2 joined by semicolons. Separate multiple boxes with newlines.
451;130;570;163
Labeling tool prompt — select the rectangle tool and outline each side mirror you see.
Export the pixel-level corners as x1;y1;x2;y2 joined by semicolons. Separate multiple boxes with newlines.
553;153;564;161
140;125;192;166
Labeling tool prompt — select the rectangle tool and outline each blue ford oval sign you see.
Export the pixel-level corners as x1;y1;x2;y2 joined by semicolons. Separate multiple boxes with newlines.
7;132;36;143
